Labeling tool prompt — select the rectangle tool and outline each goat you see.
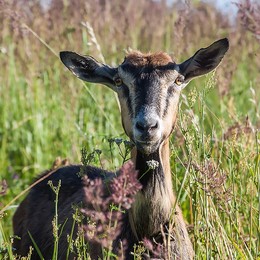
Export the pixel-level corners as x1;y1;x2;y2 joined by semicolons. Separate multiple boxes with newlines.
13;38;229;259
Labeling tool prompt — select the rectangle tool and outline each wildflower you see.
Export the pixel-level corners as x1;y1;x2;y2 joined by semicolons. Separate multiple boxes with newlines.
0;180;8;195
110;161;142;209
143;237;167;258
191;160;231;211
123;140;134;150
188;87;197;107
146;160;159;170
236;0;260;42
114;138;123;145
81;161;142;250
95;149;102;155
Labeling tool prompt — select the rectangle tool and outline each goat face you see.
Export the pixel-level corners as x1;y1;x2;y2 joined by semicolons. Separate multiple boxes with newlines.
60;38;229;154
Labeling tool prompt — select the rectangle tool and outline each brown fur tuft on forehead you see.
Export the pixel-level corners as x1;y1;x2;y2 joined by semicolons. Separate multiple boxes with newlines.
124;51;175;67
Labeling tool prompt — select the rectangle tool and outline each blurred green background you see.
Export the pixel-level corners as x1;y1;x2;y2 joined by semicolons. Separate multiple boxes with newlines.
0;0;259;258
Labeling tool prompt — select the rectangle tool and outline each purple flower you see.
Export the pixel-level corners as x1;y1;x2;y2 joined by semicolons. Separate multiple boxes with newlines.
81;161;142;250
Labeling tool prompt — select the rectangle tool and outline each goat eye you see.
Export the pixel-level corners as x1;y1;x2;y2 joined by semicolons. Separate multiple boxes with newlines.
174;76;184;86
114;77;123;86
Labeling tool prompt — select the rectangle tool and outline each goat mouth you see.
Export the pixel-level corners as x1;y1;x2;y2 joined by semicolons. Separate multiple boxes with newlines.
134;140;160;154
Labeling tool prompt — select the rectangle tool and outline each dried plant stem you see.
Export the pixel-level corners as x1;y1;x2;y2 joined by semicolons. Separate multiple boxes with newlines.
81;21;105;63
81;21;121;111
49;180;61;260
22;23;58;58
23;22;119;134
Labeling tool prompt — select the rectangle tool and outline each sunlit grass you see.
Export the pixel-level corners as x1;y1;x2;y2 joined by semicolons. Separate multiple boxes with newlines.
0;0;259;259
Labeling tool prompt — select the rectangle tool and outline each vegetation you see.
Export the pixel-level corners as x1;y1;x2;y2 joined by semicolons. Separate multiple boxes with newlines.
0;0;259;259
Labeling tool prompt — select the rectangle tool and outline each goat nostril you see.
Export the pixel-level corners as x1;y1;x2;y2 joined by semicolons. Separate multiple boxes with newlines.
151;122;158;129
136;122;145;131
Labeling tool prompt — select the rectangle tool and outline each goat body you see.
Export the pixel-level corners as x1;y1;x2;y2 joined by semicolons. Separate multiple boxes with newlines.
13;39;229;259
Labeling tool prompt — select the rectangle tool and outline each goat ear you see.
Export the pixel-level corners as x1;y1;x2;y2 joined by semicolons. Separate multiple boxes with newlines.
60;51;118;90
178;38;229;82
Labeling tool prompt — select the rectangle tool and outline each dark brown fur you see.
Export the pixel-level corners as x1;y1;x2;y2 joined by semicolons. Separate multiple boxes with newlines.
125;51;174;67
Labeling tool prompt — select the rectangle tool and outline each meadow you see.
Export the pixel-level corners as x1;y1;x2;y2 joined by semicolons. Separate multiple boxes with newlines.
0;0;259;259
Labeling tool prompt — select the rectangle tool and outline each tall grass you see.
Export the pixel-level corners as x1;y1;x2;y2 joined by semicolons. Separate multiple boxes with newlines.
0;0;259;259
